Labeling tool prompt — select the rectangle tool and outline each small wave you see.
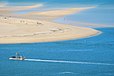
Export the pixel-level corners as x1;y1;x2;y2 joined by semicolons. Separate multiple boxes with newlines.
25;59;114;66
55;72;76;75
59;72;74;74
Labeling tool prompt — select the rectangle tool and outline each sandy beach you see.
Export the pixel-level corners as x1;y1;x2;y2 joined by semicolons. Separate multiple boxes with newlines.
0;5;100;44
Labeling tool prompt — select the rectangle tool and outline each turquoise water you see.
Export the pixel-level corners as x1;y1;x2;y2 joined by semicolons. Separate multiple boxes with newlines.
55;7;114;28
1;0;114;5
1;0;114;8
0;28;114;76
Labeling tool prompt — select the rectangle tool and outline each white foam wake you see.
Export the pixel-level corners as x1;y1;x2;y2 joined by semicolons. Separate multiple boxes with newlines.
25;59;114;66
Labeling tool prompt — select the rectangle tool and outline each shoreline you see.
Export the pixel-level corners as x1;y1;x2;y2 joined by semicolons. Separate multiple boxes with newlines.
0;30;101;44
0;6;101;44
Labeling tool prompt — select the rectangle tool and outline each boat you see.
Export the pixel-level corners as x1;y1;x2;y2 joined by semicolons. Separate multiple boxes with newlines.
9;52;25;60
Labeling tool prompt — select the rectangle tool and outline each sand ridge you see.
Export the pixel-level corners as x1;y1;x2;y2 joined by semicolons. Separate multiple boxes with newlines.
0;4;43;14
0;6;100;44
25;7;95;20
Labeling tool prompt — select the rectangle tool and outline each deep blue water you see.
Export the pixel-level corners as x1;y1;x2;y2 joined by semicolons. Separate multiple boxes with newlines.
0;28;114;76
0;0;114;76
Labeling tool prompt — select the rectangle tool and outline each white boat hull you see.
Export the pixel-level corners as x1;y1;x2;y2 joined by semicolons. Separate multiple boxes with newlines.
9;57;25;60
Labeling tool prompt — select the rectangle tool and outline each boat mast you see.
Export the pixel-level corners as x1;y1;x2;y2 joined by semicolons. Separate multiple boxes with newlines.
16;52;19;58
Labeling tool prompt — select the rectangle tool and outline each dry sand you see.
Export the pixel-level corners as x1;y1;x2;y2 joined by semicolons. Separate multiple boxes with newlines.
0;6;100;44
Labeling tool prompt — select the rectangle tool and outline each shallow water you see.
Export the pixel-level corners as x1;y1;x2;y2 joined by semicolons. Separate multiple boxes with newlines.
55;7;114;28
0;28;114;76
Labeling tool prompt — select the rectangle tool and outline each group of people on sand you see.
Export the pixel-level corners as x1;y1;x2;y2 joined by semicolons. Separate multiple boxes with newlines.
0;15;42;25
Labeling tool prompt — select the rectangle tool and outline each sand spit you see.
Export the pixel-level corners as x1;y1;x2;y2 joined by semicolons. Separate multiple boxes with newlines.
0;6;100;44
0;15;99;44
26;7;95;17
23;7;96;21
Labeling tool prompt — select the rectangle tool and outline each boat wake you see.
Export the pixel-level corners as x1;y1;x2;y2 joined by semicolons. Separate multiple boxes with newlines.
25;59;114;66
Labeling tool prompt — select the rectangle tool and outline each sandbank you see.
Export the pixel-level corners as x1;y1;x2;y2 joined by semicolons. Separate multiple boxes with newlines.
0;4;43;14
0;6;100;44
24;7;95;21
